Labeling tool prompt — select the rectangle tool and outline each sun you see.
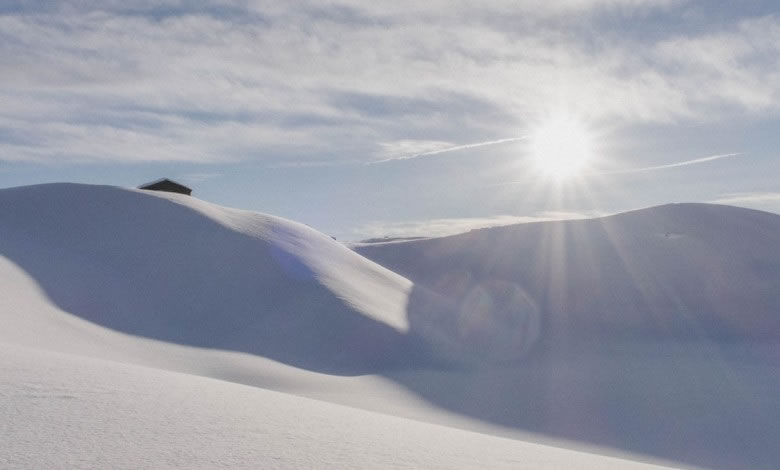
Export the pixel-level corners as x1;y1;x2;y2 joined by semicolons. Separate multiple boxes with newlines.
529;115;594;179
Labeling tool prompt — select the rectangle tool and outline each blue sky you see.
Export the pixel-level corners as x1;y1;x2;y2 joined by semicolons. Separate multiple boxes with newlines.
1;0;778;240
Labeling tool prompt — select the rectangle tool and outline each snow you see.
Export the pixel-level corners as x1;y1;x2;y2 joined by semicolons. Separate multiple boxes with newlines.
0;183;413;374
356;202;780;468
0;343;669;470
1;183;779;469
357;202;780;350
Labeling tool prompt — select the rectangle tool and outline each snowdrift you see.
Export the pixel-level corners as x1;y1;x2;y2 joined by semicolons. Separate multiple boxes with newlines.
0;342;669;470
2;183;779;469
0;183;418;374
351;203;780;469
357;203;780;357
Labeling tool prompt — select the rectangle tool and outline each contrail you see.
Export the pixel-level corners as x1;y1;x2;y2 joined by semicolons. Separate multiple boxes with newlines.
487;151;742;187
369;136;528;164
595;152;742;175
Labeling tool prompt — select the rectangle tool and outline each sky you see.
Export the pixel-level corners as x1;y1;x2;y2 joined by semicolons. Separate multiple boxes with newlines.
1;0;778;240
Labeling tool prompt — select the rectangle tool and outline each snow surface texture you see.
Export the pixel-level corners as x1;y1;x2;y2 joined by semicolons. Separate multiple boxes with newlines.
1;183;779;469
357;203;780;469
357;203;780;346
0;343;667;470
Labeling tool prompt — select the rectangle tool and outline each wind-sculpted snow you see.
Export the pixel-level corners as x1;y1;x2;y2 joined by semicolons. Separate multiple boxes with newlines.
355;203;780;469
0;343;671;470
357;203;780;350
2;183;780;469
0;183;552;368
0;183;417;374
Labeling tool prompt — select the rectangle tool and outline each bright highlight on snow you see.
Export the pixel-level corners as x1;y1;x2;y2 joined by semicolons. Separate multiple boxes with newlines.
530;115;594;179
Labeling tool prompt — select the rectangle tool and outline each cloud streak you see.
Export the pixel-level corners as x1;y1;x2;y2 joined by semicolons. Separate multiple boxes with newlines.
595;152;742;175
370;136;527;164
349;210;605;240
709;192;780;206
487;151;743;187
177;172;222;183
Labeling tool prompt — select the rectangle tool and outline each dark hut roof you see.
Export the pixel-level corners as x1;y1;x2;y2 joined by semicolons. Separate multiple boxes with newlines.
138;178;192;196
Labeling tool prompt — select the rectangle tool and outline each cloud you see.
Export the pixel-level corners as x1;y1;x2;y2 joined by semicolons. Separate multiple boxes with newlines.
488;151;741;187
709;192;780;207
371;136;527;164
176;172;221;183
0;1;778;164
596;152;742;175
292;0;682;19
350;210;604;240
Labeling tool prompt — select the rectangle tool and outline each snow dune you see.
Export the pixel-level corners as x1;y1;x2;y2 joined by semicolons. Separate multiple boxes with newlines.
0;183;418;374
1;183;672;469
2;183;779;469
355;202;780;469
357;202;780;355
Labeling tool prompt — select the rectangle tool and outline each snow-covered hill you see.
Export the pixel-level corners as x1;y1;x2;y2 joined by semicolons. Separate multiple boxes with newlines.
1;183;778;469
0;183;421;374
357;203;780;357
357;202;780;469
1;183;669;469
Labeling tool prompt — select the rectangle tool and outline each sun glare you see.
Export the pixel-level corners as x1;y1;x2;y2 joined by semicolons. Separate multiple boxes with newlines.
530;115;594;179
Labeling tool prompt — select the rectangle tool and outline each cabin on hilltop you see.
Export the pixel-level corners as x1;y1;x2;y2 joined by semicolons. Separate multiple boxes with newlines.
138;178;192;196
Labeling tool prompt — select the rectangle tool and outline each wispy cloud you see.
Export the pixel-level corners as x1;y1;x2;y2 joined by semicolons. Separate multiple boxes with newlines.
596;152;742;175
177;172;222;183
370;137;527;164
350;210;605;240
709;192;780;207
0;2;778;164
488;151;741;187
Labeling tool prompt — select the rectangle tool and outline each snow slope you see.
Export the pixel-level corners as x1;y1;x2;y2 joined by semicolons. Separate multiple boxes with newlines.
355;203;780;469
0;183;418;374
0;183;678;469
356;203;780;357
0;342;668;470
2;183;779;469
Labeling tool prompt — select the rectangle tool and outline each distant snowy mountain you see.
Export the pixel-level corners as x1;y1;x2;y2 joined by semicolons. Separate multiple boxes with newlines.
1;183;778;469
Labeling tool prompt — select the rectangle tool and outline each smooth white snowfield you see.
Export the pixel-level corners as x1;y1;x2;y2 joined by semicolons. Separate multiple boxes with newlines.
0;342;668;470
1;182;778;469
356;202;780;469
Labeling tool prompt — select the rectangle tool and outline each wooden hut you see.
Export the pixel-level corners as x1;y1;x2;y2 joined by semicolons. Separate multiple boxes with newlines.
138;178;192;196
